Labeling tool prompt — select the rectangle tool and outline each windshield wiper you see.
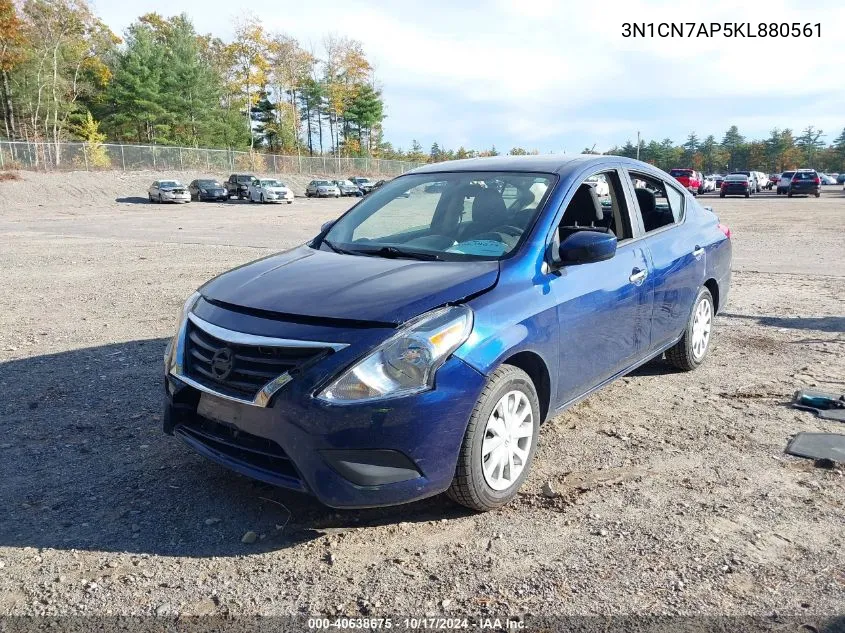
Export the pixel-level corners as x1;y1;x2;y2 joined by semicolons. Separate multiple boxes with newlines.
369;246;442;261
321;239;360;256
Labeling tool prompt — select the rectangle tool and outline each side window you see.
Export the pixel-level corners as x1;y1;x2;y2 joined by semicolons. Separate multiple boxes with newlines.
628;172;685;233
557;170;633;242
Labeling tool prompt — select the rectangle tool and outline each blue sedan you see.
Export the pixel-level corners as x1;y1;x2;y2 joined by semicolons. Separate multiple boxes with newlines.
163;155;732;511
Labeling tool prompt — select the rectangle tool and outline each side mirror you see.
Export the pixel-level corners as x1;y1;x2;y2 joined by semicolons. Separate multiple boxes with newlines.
320;220;336;234
557;230;617;265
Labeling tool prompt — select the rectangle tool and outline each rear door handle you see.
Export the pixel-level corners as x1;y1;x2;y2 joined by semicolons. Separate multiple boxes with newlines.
629;268;647;285
693;246;704;258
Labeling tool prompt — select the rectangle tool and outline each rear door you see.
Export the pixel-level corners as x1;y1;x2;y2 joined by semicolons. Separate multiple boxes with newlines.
623;170;705;351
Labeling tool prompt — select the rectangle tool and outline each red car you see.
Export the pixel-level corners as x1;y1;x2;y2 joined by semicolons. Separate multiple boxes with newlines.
669;168;703;195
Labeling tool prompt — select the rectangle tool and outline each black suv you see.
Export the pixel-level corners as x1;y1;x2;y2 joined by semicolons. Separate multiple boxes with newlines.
225;174;257;199
788;170;821;198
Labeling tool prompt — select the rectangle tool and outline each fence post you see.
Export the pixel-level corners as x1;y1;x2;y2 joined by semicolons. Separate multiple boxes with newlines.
206;149;210;172
179;146;183;171
152;145;156;169
273;154;277;174
120;144;126;171
83;145;89;171
0;143;4;169
297;152;302;174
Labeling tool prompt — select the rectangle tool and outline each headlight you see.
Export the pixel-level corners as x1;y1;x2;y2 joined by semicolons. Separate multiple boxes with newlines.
165;291;200;369
317;305;473;403
175;291;200;332
200;188;207;194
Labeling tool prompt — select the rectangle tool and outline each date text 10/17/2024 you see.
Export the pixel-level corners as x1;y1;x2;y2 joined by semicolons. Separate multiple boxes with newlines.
622;22;821;38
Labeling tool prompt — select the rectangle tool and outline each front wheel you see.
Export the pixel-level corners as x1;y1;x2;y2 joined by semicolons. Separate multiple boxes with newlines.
814;192;820;198
719;193;725;198
666;287;714;371
788;192;793;198
447;365;540;512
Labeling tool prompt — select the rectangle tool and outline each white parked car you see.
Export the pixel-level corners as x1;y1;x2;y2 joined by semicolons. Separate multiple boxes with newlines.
701;176;716;192
776;171;796;195
149;180;190;204
305;180;341;198
818;173;837;185
248;178;294;204
584;174;610;197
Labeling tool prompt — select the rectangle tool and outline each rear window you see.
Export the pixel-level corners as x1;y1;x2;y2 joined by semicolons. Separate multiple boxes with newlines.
793;172;817;181
726;175;747;181
781;171;795;178
670;169;693;177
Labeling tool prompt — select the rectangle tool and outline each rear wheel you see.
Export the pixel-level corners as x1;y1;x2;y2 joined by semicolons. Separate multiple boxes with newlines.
666;287;714;371
788;191;793;198
814;192;820;198
719;193;725;198
447;365;540;512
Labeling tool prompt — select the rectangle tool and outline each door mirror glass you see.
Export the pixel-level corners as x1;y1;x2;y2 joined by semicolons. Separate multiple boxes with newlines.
558;230;617;265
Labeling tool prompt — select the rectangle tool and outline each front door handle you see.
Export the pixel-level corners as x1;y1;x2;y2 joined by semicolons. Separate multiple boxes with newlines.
693;246;704;258
629;268;647;285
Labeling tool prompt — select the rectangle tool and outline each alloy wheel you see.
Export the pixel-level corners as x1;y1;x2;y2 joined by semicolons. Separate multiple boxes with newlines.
481;390;534;491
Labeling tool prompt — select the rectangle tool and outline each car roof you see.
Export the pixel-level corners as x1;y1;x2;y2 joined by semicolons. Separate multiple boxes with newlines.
406;154;657;176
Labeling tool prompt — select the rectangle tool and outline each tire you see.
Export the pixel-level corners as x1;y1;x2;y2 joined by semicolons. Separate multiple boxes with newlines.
719;193;725;198
447;364;540;512
744;192;750;198
788;192;793;198
666;287;714;371
260;194;265;203
814;192;820;198
158;194;163;203
149;194;154;203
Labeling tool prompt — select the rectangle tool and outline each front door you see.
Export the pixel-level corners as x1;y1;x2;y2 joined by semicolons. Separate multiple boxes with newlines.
546;169;654;407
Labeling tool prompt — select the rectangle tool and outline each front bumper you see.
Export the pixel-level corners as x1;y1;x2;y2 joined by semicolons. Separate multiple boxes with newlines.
163;331;486;508
199;191;228;201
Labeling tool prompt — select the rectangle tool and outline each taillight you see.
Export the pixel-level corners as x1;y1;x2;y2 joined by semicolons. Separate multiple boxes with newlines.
814;177;820;185
792;177;799;183
717;223;731;239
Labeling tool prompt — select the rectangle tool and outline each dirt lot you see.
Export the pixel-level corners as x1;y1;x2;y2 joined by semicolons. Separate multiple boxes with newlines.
1;171;844;621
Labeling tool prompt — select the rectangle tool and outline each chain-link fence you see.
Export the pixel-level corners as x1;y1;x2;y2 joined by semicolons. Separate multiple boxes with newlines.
0;141;423;177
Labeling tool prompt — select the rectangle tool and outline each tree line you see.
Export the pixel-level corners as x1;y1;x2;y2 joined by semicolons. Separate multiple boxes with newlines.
1;1;843;173
0;0;385;160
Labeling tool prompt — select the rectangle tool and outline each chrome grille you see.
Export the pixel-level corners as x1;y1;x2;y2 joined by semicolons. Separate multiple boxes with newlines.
184;320;328;400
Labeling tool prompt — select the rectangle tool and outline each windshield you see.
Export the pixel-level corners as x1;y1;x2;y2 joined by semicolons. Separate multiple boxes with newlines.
336;180;353;186
236;176;254;183
159;181;181;187
197;180;219;186
314;180;332;186
260;179;283;187
319;171;556;262
670;169;693;177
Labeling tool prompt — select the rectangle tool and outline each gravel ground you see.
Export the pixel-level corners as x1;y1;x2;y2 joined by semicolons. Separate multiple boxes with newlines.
1;171;844;621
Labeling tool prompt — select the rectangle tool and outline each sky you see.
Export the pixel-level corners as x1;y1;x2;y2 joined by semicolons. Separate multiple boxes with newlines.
94;0;845;153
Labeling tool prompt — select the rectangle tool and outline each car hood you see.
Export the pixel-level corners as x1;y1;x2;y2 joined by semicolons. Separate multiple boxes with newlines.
200;245;500;325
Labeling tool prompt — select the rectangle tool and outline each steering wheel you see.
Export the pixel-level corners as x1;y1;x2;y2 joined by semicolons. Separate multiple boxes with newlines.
491;224;524;237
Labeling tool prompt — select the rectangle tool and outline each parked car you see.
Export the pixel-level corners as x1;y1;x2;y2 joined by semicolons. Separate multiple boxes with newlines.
712;174;726;189
776;171;796;194
163;155;732;511
788;169;821;197
720;174;753;198
333;179;363;197
305;180;341;198
669;168;703;195
835;173;845;184
188;179;228;201
225;174;257;200
768;174;781;189
702;176;716;193
248;178;294;204
584;174;610;196
818;173;837;185
149;180;190;204
349;176;376;194
731;171;760;193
